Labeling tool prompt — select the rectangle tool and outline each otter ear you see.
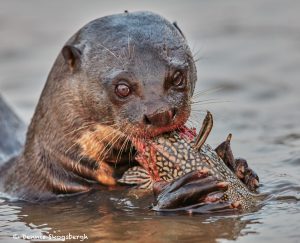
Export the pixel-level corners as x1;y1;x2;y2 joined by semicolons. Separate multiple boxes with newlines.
62;45;82;72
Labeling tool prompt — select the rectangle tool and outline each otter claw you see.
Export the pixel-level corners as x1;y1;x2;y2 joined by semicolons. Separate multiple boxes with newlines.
153;169;210;197
235;158;248;179
217;181;229;188
215;136;260;192
185;200;239;214
244;168;259;191
231;201;241;209
235;159;259;191
153;170;228;210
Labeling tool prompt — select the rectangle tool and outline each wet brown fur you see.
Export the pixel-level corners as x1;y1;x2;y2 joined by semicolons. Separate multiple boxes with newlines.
0;11;196;201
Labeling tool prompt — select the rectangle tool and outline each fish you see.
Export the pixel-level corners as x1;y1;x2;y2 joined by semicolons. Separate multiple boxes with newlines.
119;112;258;210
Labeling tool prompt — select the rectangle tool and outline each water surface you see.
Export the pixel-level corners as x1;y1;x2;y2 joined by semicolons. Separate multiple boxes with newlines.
0;0;299;242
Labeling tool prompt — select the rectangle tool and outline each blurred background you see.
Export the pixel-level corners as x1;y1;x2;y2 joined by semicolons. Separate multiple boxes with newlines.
1;0;299;124
0;1;299;242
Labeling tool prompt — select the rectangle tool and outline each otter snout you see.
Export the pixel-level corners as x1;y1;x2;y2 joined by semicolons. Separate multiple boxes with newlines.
143;109;176;127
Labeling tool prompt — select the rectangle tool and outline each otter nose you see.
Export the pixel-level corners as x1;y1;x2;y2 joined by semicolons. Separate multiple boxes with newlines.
144;109;176;127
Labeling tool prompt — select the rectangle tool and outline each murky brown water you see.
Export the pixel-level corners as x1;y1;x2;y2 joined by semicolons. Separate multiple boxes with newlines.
0;0;300;242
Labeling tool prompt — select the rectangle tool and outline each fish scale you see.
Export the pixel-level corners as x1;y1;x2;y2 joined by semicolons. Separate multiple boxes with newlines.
119;130;258;210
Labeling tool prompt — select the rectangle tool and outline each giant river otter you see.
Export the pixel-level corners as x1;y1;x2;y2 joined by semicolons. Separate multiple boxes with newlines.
0;11;198;201
0;12;258;210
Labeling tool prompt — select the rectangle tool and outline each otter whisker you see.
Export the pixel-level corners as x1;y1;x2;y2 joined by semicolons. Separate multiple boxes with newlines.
64;121;118;156
190;109;209;115
190;43;204;63
115;128;131;166
56;119;117;154
192;101;232;106
126;34;136;62
66;122;96;135
124;125;135;165
186;119;197;129
72;126;120;171
75;125;119;171
114;125;131;163
191;97;229;104
192;87;223;99
127;34;131;59
98;125;128;163
62;121;95;139
98;42;125;66
63;123;97;154
96;127;123;162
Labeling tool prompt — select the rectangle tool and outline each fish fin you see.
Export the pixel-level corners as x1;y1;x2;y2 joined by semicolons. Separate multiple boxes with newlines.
118;166;153;190
193;111;213;151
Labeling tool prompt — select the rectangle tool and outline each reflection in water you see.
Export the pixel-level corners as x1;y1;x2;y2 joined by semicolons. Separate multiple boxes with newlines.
0;190;258;243
2;181;299;242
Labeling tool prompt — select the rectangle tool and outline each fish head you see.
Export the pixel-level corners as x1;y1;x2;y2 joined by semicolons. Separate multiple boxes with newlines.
131;126;198;181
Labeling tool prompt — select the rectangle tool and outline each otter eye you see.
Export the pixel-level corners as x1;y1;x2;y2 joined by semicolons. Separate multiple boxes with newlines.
172;71;185;87
115;83;131;98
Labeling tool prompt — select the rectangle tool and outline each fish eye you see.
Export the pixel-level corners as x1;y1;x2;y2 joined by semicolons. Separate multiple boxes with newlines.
115;82;131;98
172;71;185;88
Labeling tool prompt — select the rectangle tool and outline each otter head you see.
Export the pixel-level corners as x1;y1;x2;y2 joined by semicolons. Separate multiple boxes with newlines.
59;11;197;139
20;11;198;188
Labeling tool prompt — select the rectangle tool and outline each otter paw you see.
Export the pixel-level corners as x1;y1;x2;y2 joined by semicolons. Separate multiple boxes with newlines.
235;158;259;191
183;200;241;214
152;169;229;211
215;135;259;191
244;167;259;192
